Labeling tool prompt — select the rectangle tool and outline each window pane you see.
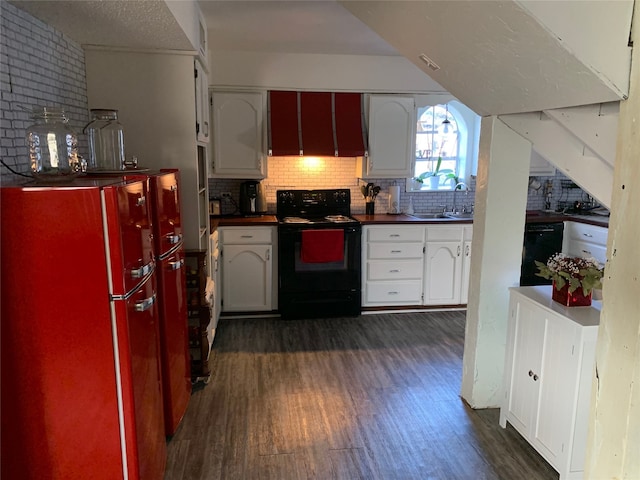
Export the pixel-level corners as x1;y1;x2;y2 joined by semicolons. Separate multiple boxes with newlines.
414;104;460;190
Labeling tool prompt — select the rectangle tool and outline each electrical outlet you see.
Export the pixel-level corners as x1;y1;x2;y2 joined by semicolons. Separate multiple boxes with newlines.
221;192;232;199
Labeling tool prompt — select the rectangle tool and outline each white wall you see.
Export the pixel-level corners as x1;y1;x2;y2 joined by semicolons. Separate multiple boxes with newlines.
208;50;446;93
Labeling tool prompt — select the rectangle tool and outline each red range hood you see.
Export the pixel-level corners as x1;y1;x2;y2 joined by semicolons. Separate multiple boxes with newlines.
268;91;368;157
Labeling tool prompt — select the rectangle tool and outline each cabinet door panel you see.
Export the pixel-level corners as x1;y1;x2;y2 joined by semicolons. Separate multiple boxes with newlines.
222;244;272;311
424;241;462;304
533;314;579;465
460;240;472;304
506;301;545;436
365;95;415;178
212;92;265;178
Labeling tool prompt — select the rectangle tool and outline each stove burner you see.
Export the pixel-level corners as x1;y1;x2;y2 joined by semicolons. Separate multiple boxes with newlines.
325;215;352;223
283;217;312;224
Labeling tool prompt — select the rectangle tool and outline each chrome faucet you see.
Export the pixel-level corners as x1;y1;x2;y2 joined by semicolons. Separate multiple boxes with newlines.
453;182;469;214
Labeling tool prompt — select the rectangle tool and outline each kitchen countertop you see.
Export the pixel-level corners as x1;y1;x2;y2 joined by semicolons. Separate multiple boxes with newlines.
353;213;473;225
510;285;601;326
209;211;608;229
525;210;609;228
211;214;278;230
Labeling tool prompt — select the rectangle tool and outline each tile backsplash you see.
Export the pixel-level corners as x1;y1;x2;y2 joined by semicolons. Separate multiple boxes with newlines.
209;156;599;216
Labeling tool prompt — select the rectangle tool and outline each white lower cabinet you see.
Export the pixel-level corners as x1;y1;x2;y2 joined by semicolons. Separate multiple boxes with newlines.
220;227;276;312
362;224;472;307
362;225;424;306
460;229;473;304
500;287;600;480
423;225;472;306
562;221;608;265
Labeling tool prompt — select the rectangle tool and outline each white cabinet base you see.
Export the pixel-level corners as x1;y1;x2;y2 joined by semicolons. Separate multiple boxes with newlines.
501;286;600;480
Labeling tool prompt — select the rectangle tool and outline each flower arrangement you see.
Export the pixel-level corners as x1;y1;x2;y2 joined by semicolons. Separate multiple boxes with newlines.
535;253;603;296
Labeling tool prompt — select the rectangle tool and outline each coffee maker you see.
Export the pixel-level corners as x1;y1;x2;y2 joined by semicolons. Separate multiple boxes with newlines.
239;180;267;215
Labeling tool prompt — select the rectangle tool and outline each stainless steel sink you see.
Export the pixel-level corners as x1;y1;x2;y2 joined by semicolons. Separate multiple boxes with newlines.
409;213;449;219
445;212;474;220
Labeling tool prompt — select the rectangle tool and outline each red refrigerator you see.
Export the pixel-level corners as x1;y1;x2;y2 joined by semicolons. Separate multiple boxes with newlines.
1;177;166;480
147;169;191;435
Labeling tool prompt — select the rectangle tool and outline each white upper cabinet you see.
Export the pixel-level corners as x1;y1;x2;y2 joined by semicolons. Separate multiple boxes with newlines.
195;59;210;144
358;95;416;178
210;91;266;179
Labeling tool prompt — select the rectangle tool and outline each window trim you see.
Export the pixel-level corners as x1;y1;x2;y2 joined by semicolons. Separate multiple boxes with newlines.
406;98;480;193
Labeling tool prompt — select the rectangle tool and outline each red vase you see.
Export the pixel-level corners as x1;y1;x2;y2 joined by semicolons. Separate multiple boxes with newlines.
552;280;592;306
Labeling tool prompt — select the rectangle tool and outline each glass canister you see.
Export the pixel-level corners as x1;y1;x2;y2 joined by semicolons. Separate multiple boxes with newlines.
26;107;79;180
84;109;125;171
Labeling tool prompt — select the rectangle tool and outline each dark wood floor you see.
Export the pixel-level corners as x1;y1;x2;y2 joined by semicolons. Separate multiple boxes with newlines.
165;311;559;480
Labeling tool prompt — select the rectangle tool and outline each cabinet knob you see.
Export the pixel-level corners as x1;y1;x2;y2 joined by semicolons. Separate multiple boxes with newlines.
533;374;539;381
528;370;534;377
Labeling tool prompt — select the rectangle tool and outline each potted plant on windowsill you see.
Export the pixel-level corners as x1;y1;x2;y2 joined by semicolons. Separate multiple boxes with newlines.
414;155;456;190
535;253;604;306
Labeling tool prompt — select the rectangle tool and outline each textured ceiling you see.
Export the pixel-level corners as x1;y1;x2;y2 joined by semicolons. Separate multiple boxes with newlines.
198;0;398;56
9;0;194;51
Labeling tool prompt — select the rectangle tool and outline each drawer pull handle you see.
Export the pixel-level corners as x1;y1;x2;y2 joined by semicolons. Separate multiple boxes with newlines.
391;250;401;253
457;245;461;256
134;293;156;312
388;291;399;295
240;235;253;238
389;234;400;238
582;249;592;255
166;234;182;245
168;259;184;271
131;260;155;279
389;269;400;273
583;233;593;237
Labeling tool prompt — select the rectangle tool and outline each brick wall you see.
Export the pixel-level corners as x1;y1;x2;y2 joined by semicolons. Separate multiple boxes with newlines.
1;0;88;182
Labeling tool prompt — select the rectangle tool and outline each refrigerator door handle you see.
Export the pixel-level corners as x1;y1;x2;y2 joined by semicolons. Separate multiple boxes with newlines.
134;293;157;312
168;259;184;271
131;260;155;279
166;234;182;245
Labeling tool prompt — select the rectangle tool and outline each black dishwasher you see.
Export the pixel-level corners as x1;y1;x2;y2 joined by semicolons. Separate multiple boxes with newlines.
520;222;564;286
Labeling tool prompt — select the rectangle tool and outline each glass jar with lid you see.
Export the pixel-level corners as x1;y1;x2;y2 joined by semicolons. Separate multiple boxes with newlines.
84;109;125;171
26;107;79;180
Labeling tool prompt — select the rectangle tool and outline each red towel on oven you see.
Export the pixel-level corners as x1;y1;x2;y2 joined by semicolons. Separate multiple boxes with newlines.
301;229;344;263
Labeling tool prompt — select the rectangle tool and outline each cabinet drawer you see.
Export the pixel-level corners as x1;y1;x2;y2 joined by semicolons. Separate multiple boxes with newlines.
565;222;608;246
426;226;463;241
368;242;423;259
367;260;422;280
567;240;607;264
221;227;272;244
365;281;422;304
367;226;424;242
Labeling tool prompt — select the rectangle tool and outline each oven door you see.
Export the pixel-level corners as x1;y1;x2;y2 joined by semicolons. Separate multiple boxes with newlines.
278;224;361;318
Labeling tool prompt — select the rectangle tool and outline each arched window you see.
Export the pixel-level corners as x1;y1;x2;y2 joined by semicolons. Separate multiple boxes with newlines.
410;101;478;191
